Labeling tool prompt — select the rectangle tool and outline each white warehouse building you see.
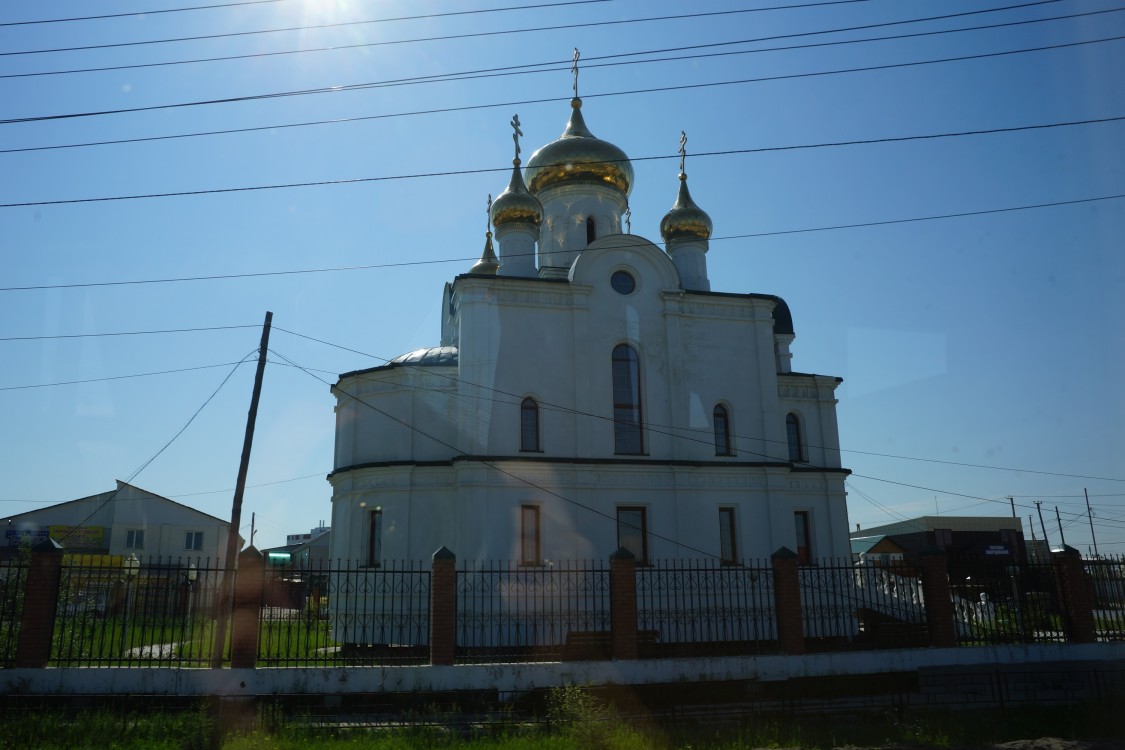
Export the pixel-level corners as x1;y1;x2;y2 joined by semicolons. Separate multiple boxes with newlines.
329;95;851;569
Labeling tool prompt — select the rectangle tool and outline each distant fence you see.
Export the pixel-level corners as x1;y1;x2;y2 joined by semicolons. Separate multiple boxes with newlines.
2;544;1121;669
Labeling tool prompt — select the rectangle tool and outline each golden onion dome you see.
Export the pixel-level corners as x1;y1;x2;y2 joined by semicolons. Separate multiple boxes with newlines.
660;174;713;242
490;160;543;228
524;98;634;196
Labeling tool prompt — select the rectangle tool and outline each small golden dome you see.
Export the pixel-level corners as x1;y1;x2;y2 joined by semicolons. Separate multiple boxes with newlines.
660;174;713;242
490;160;543;228
524;99;633;196
470;231;499;275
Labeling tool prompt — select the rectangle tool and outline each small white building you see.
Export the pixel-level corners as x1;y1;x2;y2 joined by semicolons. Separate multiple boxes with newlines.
4;480;237;563
329;97;852;568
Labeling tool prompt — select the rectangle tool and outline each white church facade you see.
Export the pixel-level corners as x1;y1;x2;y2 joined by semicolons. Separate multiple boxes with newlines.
328;93;851;569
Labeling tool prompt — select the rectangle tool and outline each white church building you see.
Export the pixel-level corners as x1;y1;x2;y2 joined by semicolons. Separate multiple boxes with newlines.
328;93;851;568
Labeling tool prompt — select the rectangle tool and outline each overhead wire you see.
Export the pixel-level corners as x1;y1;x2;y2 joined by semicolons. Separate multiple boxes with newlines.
0;0;288;26
3;6;1104;125
0;0;868;57
2;1;1097;83
4;112;1125;207
0;361;251;391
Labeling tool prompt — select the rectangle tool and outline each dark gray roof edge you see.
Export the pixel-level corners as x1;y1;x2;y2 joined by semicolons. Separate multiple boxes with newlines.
453;273;570;284
780;372;845;383
681;289;780;302
7;480;232;527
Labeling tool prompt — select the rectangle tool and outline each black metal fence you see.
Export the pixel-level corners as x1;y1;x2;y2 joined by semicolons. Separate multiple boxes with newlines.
51;556;223;667
1084;555;1125;641
0;558;28;667
800;560;928;650
636;559;776;656
948;557;1065;645
455;560;609;663
262;560;429;666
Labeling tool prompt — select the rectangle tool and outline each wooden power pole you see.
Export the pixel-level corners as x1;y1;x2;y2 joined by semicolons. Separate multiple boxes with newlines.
212;311;273;668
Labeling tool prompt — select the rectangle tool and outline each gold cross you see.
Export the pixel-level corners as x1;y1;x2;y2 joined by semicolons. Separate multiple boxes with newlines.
678;131;688;175
511;114;523;161
572;48;581;99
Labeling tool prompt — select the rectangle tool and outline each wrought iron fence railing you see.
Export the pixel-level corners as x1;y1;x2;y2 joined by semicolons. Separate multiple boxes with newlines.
51;556;223;667
267;560;429;666
455;560;609;663
948;557;1065;644
636;559;776;656
0;558;28;667
1084;555;1125;641
800;559;927;649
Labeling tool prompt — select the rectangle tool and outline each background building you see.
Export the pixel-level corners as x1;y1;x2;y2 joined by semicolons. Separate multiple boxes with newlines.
4;480;237;563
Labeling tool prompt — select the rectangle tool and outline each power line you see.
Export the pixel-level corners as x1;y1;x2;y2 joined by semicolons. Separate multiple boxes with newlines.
0;361;250;392
4;110;1124;207
0;0;611;28
0;0;864;57
5;7;1118;144
0;324;258;341
2;0;1091;84
3;190;1123;292
2;6;1091;125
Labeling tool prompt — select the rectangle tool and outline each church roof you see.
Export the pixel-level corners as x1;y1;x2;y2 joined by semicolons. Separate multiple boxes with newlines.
338;346;458;380
524;98;633;196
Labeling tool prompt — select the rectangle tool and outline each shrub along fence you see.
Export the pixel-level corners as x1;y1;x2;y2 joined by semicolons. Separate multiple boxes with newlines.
3;541;1121;669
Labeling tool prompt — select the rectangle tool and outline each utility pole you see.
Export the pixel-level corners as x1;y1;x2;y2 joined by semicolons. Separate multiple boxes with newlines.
1035;501;1050;550
212;311;273;669
1008;496;1016;518
1085;488;1099;558
1054;505;1067;549
251;512;257;548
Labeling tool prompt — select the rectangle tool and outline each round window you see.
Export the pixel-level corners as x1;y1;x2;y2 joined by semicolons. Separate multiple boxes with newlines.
610;270;636;295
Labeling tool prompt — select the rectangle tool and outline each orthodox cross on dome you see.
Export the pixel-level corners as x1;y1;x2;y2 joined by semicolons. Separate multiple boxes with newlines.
511;114;523;163
678;130;688;175
624;205;632;234
486;193;492;231
572;48;581;99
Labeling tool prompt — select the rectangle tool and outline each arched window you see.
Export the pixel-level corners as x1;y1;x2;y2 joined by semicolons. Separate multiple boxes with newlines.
586;216;597;244
786;413;804;462
520;397;540;452
612;344;643;454
713;404;732;456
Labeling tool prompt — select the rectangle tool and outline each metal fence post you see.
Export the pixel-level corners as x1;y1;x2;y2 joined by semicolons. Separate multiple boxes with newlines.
771;547;805;655
14;539;65;668
918;547;956;648
230;546;264;669
1052;545;1096;643
609;547;638;660
430;546;456;666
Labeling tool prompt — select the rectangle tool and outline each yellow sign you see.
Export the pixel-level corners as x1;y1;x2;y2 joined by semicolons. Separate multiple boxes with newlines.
48;525;105;549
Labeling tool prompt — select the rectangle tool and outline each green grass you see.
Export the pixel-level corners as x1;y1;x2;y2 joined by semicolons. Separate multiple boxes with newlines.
2;696;1121;750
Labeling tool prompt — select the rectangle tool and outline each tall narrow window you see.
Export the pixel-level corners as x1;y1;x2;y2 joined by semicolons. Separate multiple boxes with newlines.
612;344;643;454
367;508;383;567
718;508;738;565
617;506;648;564
714;405;732;456
586;216;597;244
520;505;541;565
786;413;804;462
520;397;540;452
794;511;811;564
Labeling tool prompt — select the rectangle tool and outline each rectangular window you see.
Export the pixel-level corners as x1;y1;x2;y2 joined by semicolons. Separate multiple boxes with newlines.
794;511;811;564
718;508;738;565
616;506;648;564
520;505;541;565
125;528;145;550
367;509;383;567
185;531;203;551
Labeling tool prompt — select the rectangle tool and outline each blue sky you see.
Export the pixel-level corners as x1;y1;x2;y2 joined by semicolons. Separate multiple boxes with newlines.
3;0;1123;554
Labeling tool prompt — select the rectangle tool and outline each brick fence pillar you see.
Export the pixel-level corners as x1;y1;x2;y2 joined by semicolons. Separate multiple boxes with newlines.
771;547;805;655
918;547;956;648
609;547;638;660
429;546;456;666
229;546;264;669
1052;545;1095;643
15;539;65;668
